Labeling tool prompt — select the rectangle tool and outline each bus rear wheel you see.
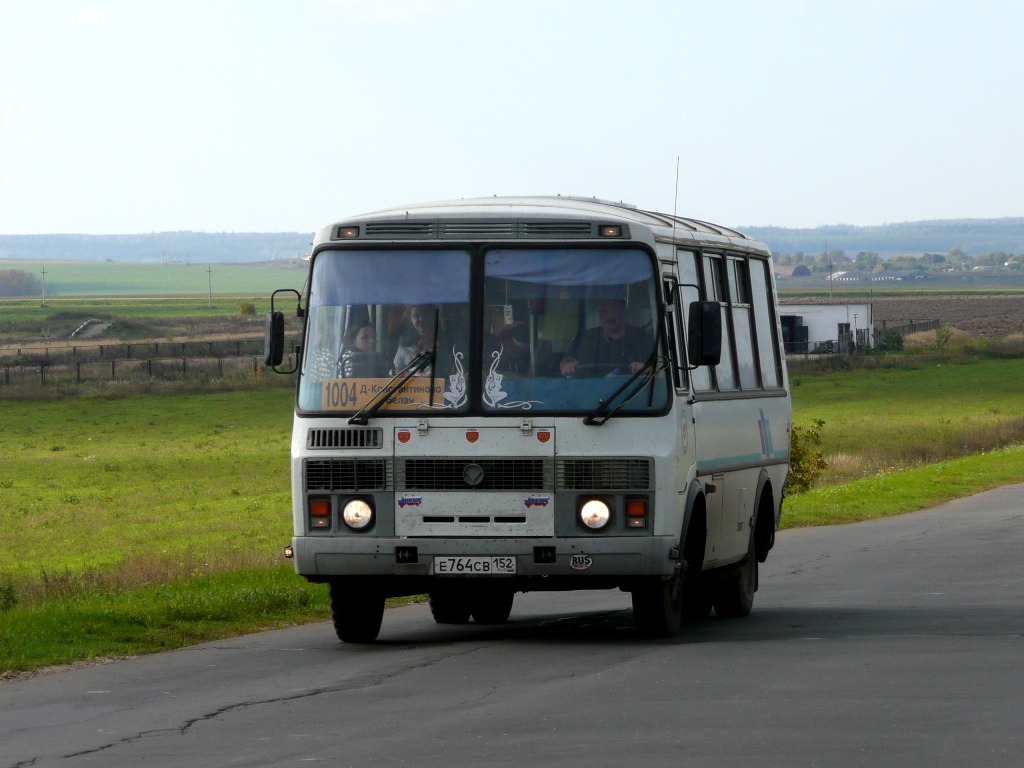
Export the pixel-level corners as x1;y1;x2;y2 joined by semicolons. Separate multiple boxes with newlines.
328;580;384;643
712;530;757;618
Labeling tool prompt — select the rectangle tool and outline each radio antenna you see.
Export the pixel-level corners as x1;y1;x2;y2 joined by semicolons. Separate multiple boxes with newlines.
671;155;680;241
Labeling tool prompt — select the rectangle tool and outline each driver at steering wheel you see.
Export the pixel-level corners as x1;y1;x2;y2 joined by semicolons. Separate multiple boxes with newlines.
559;298;652;377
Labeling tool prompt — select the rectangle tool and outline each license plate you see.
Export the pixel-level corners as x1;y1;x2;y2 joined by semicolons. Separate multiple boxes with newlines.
433;556;517;575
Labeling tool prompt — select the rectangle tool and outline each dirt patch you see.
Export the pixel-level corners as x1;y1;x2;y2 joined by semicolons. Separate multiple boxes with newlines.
782;294;1024;339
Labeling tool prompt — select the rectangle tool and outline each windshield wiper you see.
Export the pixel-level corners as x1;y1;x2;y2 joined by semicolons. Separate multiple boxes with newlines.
426;308;440;408
347;350;434;425
582;353;662;426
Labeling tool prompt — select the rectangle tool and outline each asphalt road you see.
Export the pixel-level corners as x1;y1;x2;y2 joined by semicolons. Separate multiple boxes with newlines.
3;485;1022;768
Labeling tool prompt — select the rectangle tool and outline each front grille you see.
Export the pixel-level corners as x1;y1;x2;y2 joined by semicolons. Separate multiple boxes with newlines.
307;427;383;450
305;458;390;491
398;458;551;491
363;222;437;238
521;221;594;237
440;222;516;237
557;458;652;490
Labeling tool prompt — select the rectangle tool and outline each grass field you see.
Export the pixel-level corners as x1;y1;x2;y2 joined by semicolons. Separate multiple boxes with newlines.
790;354;1024;482
3;352;1024;675
1;259;306;297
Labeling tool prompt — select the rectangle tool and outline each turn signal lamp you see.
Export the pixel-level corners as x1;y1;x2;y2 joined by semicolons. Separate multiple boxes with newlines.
337;226;360;238
626;498;648;529
599;225;622;238
309;498;331;529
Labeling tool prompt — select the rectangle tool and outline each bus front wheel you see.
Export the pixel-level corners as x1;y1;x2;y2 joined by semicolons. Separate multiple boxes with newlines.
328;580;384;643
428;587;473;624
471;589;514;624
631;568;683;638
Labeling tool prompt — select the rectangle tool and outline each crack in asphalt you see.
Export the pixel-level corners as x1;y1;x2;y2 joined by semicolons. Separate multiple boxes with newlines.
8;645;485;768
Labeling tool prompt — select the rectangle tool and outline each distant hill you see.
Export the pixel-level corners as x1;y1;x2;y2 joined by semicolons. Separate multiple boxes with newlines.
1;218;1023;262
0;232;311;263
742;218;1024;257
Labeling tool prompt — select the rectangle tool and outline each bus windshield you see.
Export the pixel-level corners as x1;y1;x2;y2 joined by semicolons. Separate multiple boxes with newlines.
297;247;667;415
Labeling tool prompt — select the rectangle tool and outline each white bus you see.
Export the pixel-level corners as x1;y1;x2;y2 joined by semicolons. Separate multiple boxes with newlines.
265;196;791;642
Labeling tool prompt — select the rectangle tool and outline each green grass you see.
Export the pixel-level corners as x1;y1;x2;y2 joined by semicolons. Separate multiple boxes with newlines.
790;355;1024;481
0;388;294;586
3;354;1024;674
782;444;1024;528
1;259;305;297
1;567;323;671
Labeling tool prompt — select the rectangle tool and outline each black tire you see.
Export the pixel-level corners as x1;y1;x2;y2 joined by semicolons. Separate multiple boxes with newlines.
680;515;713;620
328;581;384;643
471;590;514;624
681;566;714;620
712;530;757;619
428;587;473;624
631;566;684;638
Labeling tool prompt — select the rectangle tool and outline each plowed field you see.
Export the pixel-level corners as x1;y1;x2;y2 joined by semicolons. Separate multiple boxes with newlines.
782;294;1024;339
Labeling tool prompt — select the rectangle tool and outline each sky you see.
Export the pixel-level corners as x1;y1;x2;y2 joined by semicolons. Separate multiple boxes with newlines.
1;0;1022;235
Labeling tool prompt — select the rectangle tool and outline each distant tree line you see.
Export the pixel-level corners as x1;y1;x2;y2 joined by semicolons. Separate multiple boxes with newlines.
0;231;310;263
772;247;1022;276
745;218;1024;259
0;269;42;297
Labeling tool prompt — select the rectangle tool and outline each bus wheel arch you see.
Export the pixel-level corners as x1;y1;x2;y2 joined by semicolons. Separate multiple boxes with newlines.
753;470;777;564
680;486;713;620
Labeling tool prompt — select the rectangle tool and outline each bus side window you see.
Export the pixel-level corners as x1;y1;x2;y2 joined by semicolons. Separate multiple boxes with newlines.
729;256;759;389
678;249;711;392
750;258;783;388
703;254;737;391
663;276;686;390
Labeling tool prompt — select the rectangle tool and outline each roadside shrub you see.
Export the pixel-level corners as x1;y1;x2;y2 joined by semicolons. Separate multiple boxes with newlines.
787;419;828;493
237;301;256;316
876;329;904;351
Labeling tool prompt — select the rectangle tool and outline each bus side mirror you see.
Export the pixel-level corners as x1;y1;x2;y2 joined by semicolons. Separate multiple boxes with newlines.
687;301;722;367
264;311;285;366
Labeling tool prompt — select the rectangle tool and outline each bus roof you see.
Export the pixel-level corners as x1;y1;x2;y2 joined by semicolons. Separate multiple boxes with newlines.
317;196;770;254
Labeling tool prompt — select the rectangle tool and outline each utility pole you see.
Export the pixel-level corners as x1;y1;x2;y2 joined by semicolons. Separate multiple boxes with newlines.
40;267;47;306
207;265;213;308
824;239;832;302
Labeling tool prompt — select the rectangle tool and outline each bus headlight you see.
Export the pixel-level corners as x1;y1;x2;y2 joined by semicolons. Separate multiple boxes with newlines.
342;498;374;530
579;499;611;530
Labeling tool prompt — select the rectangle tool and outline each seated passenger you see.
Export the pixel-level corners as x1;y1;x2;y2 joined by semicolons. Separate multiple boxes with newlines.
559;299;652;377
393;305;440;376
340;324;387;378
484;305;529;375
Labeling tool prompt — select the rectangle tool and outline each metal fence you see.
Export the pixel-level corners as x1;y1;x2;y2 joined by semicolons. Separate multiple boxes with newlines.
0;338;297;387
874;319;942;338
2;338;265;365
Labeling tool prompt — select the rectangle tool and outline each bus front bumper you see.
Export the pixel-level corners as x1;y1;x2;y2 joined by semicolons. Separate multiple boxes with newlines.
290;536;678;580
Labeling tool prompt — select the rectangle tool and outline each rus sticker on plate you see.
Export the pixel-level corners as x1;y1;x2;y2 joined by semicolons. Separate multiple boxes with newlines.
433;556;517;575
